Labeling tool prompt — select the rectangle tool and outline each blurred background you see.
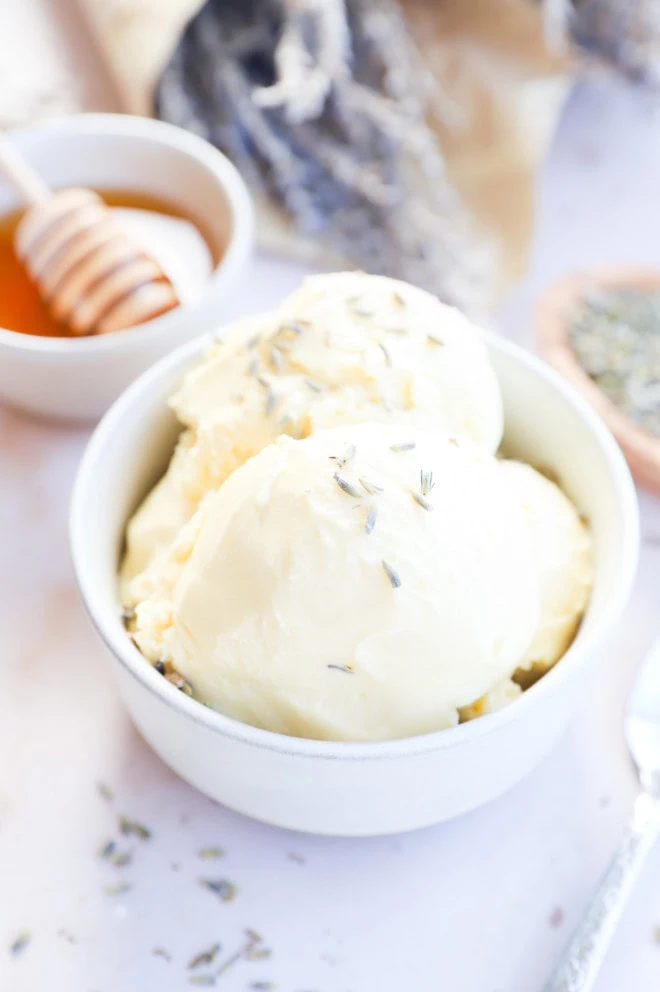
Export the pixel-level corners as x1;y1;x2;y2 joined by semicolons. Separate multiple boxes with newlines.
4;0;660;316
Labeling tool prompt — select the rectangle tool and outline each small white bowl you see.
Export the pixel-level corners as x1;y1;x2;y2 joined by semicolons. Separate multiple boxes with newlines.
70;331;639;836
0;114;253;422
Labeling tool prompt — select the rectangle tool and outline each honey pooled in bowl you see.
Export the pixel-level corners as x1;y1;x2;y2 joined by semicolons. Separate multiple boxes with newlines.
0;189;215;338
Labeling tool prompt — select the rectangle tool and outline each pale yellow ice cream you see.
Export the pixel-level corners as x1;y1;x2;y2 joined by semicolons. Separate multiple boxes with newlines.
126;423;539;742
501;460;593;677
120;272;594;741
458;678;522;722
121;272;503;590
459;462;593;721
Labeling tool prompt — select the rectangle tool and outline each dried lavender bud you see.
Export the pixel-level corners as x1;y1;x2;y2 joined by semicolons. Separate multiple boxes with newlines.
334;473;362;498
198;847;225;860
188;943;221;969
411;490;433;512
420;469;435;496
104;881;132;896
199;878;237;902
359;477;384;496
382;560;401;588
10;932;31;956
378;342;392;366
118;815;151;840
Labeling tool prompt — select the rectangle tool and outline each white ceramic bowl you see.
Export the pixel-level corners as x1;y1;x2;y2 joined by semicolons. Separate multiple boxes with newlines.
70;331;639;836
0;114;253;422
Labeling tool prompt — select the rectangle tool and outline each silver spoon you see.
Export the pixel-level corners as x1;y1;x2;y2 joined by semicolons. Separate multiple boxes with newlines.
545;639;660;991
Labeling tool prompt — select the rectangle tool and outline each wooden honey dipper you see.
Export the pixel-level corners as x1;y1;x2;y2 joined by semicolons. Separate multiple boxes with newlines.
0;135;180;336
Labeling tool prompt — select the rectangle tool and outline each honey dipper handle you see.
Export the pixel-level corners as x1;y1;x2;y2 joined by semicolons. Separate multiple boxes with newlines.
0;134;51;205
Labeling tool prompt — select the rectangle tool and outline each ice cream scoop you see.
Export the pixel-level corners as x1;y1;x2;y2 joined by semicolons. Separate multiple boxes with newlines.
124;423;539;742
460;462;593;720
501;460;593;678
121;271;503;587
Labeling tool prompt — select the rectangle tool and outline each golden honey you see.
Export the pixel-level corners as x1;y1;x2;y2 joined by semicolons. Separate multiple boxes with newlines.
0;189;209;338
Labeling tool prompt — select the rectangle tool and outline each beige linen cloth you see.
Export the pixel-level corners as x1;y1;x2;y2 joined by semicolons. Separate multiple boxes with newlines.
77;0;571;300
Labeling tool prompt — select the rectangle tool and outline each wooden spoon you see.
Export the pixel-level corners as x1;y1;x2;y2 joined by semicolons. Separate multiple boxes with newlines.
0;135;179;336
537;266;660;493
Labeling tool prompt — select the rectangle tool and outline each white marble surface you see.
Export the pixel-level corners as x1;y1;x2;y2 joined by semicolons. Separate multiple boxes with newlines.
3;77;660;992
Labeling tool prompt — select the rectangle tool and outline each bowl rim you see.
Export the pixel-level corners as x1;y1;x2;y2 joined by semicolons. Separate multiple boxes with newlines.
70;327;640;761
0;113;253;356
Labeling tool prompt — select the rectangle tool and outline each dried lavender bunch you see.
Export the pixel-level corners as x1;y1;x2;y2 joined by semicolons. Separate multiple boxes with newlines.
543;0;660;86
155;0;660;311
156;0;492;312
